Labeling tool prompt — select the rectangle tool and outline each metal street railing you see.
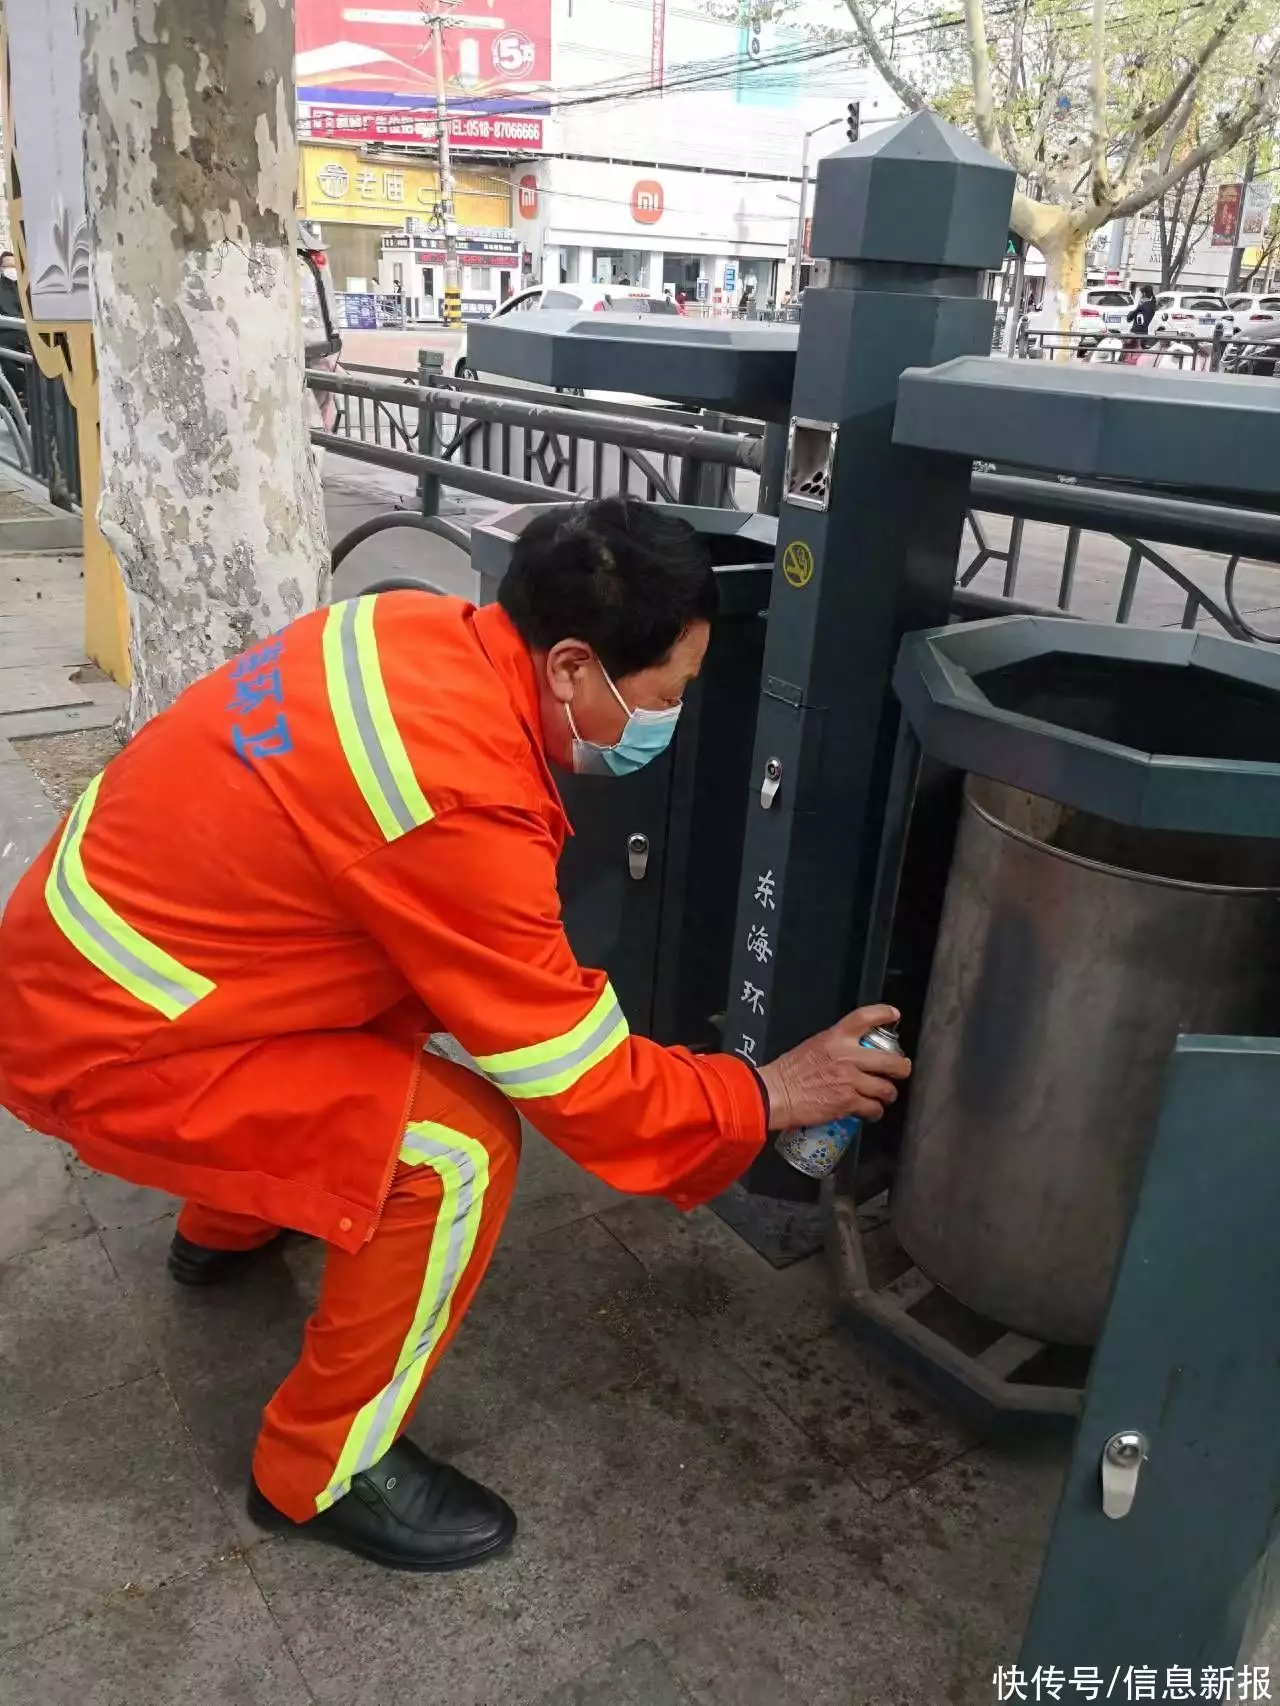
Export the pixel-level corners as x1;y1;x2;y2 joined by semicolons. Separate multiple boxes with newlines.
0;315;81;508
1014;325;1228;369
309;364;764;516
311;354;1279;647
956;471;1280;643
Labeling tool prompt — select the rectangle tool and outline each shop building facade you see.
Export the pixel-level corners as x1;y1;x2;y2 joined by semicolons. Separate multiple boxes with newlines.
298;144;520;318
514;155;800;310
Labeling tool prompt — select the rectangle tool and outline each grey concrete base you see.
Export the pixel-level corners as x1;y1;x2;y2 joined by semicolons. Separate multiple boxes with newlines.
0;463;82;553
0;513;82;553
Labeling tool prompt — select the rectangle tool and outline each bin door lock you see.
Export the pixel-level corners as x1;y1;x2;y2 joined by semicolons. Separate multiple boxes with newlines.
1100;1430;1148;1519
627;833;650;881
761;757;783;810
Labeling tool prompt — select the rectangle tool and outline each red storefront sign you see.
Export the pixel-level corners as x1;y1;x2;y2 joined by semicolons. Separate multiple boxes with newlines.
303;107;544;151
297;0;551;104
517;174;539;218
1211;181;1243;248
406;248;520;267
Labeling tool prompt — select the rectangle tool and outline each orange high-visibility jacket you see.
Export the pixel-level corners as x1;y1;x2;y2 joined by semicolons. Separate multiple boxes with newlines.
0;596;766;1251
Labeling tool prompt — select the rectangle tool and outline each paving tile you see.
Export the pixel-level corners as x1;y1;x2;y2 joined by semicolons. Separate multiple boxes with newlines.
101;1215;326;1542
729;1313;976;1500
597;1194;833;1329
598;1195;975;1501
410;1211;651;1460
250;1375;812;1706
538;1638;701;1706
0;1111;91;1261
0;1234;155;1428
0;1555;311;1705
0;1376;237;1648
68;1156;181;1231
503;1125;626;1247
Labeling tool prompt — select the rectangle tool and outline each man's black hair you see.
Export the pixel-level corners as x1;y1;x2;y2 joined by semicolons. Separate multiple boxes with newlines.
497;496;717;679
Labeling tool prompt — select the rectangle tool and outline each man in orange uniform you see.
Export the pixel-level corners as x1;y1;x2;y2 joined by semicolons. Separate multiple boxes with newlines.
0;499;908;1572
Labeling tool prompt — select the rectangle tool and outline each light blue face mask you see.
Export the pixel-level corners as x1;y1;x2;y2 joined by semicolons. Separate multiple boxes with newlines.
566;661;682;777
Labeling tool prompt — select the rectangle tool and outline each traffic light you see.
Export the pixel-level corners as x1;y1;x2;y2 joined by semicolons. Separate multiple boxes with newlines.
846;101;861;143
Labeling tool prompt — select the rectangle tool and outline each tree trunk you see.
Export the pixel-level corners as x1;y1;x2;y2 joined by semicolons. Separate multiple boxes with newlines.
81;0;328;734
1039;233;1088;340
1011;195;1091;342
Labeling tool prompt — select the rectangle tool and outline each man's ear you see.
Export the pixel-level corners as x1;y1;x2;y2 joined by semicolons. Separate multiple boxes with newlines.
544;639;594;705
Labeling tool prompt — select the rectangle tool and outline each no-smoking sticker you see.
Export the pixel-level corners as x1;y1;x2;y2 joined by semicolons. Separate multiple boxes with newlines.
782;540;814;588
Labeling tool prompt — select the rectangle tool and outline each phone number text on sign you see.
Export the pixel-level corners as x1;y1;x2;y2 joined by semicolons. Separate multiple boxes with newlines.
304;108;544;150
994;1665;1270;1701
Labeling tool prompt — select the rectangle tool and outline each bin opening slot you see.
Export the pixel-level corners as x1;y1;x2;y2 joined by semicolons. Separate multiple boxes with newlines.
976;654;1280;766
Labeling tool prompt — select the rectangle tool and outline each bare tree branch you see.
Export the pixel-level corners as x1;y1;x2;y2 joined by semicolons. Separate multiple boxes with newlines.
839;0;928;113
1158;162;1210;285
1008;0;1027;101
962;0;999;153
1089;0;1110;204
1120;0;1250;176
1110;46;1280;221
1155;89;1198;178
1242;219;1280;286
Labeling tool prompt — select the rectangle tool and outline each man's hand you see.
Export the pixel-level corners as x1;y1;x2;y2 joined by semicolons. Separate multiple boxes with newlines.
756;1005;911;1132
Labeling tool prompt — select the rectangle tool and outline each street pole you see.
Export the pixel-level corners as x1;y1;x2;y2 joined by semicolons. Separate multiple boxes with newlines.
791;131;811;299
1106;216;1128;279
430;11;461;328
1227;138;1259;295
791;115;847;299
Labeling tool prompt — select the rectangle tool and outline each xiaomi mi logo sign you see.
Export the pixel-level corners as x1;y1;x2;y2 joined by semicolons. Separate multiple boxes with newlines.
517;174;538;218
630;180;664;225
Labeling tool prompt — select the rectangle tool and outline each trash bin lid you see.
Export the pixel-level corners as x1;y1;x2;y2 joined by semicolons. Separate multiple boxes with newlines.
466;313;798;421
895;616;1280;837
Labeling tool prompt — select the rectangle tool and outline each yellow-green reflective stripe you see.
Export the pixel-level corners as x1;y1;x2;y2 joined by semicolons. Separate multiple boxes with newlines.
44;774;215;1021
322;598;432;842
474;985;629;1100
316;1123;489;1513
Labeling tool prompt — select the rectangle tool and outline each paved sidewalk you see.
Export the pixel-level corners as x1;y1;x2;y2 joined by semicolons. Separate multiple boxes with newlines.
0;1087;1070;1706
0;465;125;742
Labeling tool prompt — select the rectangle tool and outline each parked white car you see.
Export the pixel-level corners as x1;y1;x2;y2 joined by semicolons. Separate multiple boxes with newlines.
453;284;680;381
1025;287;1136;341
1226;294;1280;339
1148;291;1234;338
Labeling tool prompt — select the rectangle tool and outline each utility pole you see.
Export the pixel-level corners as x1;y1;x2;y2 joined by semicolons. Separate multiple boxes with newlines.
1227;139;1259;295
792;113;845;298
429;3;462;328
791;132;811;298
1106;217;1128;278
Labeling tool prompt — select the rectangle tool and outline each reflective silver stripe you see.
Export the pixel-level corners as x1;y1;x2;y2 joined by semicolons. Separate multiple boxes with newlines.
481;994;626;1091
337;599;419;837
53;798;200;1014
316;1127;489;1512
349;1132;484;1464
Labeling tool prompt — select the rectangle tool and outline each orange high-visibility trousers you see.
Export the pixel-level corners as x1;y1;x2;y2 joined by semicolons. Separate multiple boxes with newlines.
176;1053;521;1523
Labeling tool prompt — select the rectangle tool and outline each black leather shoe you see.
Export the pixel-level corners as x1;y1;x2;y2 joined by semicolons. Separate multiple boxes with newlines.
166;1229;284;1287
246;1436;516;1572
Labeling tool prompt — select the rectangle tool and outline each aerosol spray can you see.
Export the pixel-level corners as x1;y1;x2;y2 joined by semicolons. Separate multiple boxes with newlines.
774;1024;905;1179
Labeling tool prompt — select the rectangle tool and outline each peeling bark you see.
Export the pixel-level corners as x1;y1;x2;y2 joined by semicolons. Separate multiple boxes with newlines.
81;0;328;733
